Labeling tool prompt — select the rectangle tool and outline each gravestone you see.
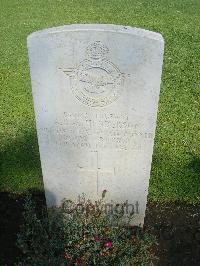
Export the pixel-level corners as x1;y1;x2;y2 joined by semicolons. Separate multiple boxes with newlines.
28;24;164;226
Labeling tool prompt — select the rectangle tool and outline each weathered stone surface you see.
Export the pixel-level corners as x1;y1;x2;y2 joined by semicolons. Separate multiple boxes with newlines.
28;24;164;225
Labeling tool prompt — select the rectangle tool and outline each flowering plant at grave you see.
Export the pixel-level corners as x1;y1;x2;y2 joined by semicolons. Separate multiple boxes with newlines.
16;191;156;266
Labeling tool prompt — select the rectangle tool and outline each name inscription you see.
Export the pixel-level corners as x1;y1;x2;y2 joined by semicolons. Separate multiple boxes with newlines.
39;112;154;151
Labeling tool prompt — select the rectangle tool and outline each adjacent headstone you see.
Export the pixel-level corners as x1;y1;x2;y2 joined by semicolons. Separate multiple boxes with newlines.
28;24;164;226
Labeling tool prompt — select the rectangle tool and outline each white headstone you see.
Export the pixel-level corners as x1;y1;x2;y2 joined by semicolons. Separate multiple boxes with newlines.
28;24;164;226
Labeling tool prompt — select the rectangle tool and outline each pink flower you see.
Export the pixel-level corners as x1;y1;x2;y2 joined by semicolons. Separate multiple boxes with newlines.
104;240;112;248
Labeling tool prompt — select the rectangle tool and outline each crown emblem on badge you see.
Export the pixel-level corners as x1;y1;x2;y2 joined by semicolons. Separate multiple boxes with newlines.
86;41;109;60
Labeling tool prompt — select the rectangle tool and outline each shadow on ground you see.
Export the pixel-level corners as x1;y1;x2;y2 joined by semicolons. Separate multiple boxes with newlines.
0;190;200;266
145;202;200;266
0;189;46;266
0;131;42;191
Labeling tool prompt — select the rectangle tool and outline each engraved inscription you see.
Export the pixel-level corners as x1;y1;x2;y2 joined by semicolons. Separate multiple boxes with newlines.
39;112;154;151
60;41;127;107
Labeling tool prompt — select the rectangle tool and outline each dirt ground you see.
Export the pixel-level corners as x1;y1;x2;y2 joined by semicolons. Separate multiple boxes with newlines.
0;191;199;266
145;202;200;265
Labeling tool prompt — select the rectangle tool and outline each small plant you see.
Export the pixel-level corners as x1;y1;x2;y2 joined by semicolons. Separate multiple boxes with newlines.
16;192;156;265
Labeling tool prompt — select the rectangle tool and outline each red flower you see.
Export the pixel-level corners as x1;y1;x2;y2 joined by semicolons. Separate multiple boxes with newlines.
75;258;81;265
104;240;112;248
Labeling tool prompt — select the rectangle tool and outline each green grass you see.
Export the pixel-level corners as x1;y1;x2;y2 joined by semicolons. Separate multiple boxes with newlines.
0;0;199;202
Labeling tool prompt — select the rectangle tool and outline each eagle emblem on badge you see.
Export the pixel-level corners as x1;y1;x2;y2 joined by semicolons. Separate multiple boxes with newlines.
60;41;126;107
